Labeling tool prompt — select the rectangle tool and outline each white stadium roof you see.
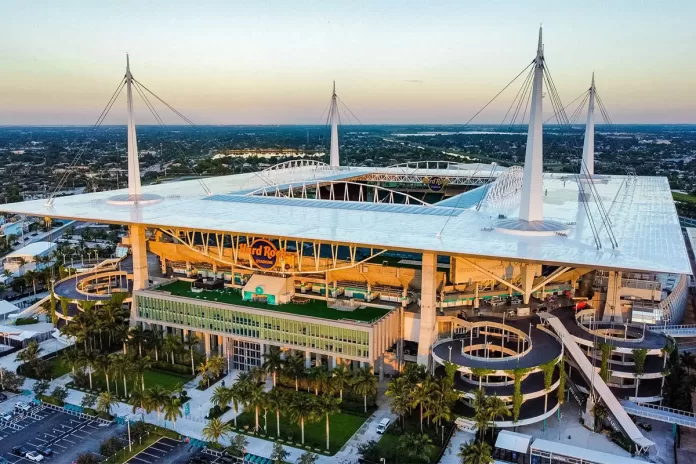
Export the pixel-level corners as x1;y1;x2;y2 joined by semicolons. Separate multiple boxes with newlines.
0;166;689;275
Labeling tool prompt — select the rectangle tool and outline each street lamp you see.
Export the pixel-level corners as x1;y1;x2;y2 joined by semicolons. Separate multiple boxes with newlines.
448;345;452;362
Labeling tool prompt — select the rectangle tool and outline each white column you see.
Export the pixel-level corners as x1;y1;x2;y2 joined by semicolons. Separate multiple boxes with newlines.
519;27;545;223
582;73;596;176
305;350;312;369
417;253;437;366
204;334;211;359
125;55;142;198
330;356;337;369
474;282;479;309
329;82;340;167
604;271;623;322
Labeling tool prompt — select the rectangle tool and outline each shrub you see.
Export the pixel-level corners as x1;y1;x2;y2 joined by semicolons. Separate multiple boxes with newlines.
50;386;68;405
100;437;123;457
15;317;38;326
151;360;194;377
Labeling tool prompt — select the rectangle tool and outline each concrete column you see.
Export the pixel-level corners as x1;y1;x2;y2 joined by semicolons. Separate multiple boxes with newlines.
474;283;480;309
378;355;384;382
130;224;149;291
204;333;211;359
316;355;322;367
160;257;167;275
330;356;337;369
521;264;535;304
417;253;437;366
305;350;312;368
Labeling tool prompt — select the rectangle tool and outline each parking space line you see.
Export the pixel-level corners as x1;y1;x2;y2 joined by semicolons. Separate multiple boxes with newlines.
62;437;77;444
52;443;67;449
128;456;152;464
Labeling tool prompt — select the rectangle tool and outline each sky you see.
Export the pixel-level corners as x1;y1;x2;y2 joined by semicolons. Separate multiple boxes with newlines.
0;0;695;125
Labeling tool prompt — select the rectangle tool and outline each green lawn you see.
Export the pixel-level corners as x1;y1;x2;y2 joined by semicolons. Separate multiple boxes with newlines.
370;416;450;464
142;369;192;391
44;356;72;379
156;280;391;324
232;409;367;455
673;192;696;204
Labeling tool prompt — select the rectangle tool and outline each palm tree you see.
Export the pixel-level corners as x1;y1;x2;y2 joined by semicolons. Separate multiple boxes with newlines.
211;385;233;410
145;385;170;422
632;348;648;399
202;417;233;446
397;432;434;463
283;354;305;391
96;391;118;417
224;382;243;428
185;333;200;376
128;389;146;414
162;334;182;364
262;346;284;387
680;352;696;374
307;366;328;395
132;355;152;391
386;376;411;429
93;353;112;393
110;353;130;398
330;364;352;400
208;356;225;379
458;440;493;464
472;389;490;440
425;398;451;444
129;325;146;357
410;377;433;432
79;350;97;390
16;340;43;365
265;387;286;438
351;367;378;413
287;393;317;445
485;394;509;441
592;401;609;431
197;361;211;387
61;348;81;376
316;393;341;451
163;396;183;426
145;329;163;362
244;381;266;432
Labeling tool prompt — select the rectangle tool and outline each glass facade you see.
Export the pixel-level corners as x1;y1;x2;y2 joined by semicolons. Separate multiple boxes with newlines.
137;294;371;359
233;340;261;371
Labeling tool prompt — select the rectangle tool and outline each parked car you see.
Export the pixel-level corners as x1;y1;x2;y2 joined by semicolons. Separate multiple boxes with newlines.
25;451;44;462
11;446;28;457
14;402;31;412
36;445;52;456
376;417;391;434
0;412;13;421
0;392;8;402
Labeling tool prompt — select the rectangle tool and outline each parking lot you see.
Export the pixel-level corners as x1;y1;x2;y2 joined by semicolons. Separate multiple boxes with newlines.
0;402;124;463
125;436;188;464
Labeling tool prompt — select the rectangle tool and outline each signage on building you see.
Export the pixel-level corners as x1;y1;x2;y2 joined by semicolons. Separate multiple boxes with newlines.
240;239;288;269
423;176;449;192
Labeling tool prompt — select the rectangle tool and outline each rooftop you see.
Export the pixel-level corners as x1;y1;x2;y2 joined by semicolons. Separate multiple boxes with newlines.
5;241;57;260
152;280;392;324
0;167;689;275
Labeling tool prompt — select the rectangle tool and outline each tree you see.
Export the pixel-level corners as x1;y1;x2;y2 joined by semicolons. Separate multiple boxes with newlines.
317;393;341;451
211;385;233;410
202;417;232;445
144;329;163;362
16;340;43;366
351;366;377;413
93;353;113;394
410;376;434;432
397;432;434;463
100;437;123;458
263;346;284;387
80;349;97;390
226;434;248;458
470;368;494;391
297;451;319;464
283;354;305;391
81;394;97;410
129;389;147;414
208;356;225;380
472;389;490;440
271;442;290;464
485;394;510;441
244;381;266;432
33;379;50;397
51;386;69;404
266;387;286;438
185;333;200;376
163;396;183;426
306;366;328;395
96;391;118;417
288;393;317;445
110;353;130;398
592;401;609;431
458;440;493;464
61;348;81;376
132;355;152;391
74;453;100;464
145;385;169;422
680;352;696;374
129;325;146;357
632;348;648;399
386;376;410;430
330;363;352;400
197;361;211;387
162;334;182;364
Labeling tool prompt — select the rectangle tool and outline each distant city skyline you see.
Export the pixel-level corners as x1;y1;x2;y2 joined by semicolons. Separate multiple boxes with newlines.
0;0;694;125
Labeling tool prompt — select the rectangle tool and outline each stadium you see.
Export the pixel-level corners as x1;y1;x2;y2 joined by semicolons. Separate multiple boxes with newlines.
0;28;691;454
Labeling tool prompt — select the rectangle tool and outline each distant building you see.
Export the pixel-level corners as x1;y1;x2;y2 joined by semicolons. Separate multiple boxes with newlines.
3;241;57;277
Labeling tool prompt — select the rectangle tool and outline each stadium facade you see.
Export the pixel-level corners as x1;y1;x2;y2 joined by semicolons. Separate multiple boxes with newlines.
1;28;690;452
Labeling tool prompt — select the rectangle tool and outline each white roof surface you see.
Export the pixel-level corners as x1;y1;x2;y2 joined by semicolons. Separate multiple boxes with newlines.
0;301;19;316
494;430;532;453
0;167;689;274
5;241;56;259
530;438;646;463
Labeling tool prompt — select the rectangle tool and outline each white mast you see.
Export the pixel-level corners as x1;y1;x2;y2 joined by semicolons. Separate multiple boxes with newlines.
581;73;596;176
329;81;340;167
519;26;545;222
126;54;142;200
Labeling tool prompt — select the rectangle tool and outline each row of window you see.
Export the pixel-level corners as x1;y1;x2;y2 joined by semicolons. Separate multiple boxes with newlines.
137;295;371;358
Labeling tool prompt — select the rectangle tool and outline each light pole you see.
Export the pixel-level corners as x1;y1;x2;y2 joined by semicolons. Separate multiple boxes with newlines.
448;345;452;362
127;417;132;452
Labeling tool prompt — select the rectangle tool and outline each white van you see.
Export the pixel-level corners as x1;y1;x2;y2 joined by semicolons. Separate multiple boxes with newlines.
376;418;391;434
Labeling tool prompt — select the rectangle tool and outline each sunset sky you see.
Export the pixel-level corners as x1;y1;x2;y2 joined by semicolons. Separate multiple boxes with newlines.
0;0;694;125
